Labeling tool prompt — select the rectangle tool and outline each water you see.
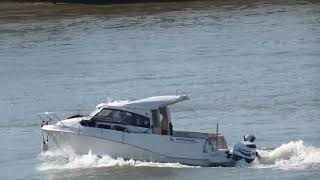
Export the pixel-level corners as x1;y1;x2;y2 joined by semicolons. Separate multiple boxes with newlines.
0;0;320;179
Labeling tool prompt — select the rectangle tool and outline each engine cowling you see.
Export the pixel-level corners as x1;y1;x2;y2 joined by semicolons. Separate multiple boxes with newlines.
232;134;257;163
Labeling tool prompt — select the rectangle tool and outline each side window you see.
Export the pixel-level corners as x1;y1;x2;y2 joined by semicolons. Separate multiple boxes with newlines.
135;114;150;128
123;112;137;126
92;108;150;128
111;110;123;123
151;109;160;134
93;109;113;121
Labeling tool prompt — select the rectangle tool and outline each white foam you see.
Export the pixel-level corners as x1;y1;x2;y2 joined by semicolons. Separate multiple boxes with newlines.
38;140;320;171
254;140;320;170
38;148;192;171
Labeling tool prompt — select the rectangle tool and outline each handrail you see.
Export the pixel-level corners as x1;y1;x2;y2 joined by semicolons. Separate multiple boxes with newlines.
38;110;90;127
39;112;60;127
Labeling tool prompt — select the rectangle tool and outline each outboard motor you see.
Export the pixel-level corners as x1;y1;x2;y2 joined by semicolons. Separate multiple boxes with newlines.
232;134;257;163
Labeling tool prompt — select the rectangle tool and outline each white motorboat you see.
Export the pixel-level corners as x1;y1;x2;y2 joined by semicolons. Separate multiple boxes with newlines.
41;95;257;167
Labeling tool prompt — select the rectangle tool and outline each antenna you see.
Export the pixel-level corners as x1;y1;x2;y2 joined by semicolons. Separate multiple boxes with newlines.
176;89;181;95
216;121;219;150
176;89;190;97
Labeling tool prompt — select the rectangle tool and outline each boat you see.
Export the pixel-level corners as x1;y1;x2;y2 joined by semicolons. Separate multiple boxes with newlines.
40;95;258;167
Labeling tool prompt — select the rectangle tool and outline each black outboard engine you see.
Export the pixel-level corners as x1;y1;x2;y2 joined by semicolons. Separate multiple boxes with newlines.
232;134;257;163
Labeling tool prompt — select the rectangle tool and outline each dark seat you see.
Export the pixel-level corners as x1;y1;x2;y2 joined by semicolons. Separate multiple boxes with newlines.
112;125;127;132
97;124;111;129
80;120;95;127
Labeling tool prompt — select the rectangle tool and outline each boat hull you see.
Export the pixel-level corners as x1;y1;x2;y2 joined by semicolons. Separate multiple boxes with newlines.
43;125;235;167
47;130;165;161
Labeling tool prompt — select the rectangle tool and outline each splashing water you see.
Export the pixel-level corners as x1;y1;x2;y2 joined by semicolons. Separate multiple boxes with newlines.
38;141;320;171
38;149;192;171
254;140;320;170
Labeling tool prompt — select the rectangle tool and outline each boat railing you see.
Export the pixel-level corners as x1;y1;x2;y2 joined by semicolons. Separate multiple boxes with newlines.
38;109;92;127
39;112;61;127
173;130;227;150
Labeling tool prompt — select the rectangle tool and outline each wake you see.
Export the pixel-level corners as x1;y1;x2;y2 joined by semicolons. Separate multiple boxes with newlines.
254;140;320;170
38;149;192;171
38;140;320;171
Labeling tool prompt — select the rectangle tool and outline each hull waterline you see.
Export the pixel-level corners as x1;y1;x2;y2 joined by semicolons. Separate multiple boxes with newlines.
44;129;235;167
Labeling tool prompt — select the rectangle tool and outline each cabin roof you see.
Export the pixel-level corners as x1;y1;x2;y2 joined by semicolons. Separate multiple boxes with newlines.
97;95;189;110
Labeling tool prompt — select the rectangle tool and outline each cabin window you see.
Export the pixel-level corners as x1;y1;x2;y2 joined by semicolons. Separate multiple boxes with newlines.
159;107;169;135
92;108;150;128
151;109;161;134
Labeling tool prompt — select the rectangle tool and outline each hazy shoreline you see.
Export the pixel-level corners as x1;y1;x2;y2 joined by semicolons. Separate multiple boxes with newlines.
0;0;268;18
1;0;317;4
0;0;316;19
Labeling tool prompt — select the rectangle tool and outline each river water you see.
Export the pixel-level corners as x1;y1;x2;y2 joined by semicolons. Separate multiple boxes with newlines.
0;0;320;179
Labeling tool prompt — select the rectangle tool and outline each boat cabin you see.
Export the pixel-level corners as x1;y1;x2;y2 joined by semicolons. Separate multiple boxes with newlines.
79;95;227;149
81;95;188;135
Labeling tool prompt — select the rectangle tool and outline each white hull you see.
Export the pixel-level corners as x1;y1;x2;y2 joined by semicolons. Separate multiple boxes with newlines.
44;125;235;167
